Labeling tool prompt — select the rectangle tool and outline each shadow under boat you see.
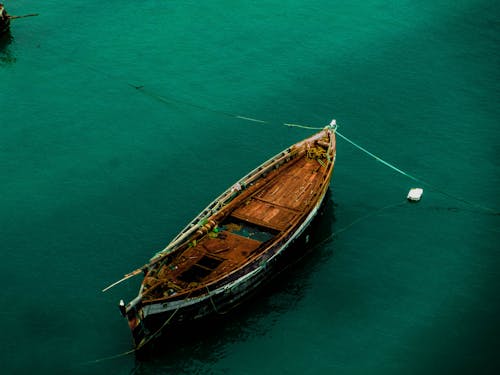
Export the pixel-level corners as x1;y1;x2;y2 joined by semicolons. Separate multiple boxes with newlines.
0;30;15;65
134;189;336;362
0;29;12;47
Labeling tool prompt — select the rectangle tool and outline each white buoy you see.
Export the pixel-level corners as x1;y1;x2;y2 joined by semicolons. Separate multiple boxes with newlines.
407;188;423;202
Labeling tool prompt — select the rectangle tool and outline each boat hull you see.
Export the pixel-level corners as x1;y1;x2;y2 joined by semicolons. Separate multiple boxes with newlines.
131;180;332;354
118;124;337;354
0;9;9;35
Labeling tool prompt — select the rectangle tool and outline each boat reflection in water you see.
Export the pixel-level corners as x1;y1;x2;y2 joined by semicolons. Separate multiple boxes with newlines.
0;5;14;67
0;31;15;66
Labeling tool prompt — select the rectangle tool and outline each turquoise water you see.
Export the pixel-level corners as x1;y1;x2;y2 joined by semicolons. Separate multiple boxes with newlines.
1;1;499;374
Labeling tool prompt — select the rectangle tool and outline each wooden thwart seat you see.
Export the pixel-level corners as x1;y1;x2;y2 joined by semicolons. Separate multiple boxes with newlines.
231;200;298;232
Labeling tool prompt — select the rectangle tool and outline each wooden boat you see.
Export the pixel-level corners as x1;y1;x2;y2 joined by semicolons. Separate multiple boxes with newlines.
0;4;9;35
116;121;337;352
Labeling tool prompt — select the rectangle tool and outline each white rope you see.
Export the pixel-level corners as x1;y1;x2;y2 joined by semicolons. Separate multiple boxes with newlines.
335;131;422;183
283;123;322;130
131;85;498;215
235;116;267;123
29;49;498;215
333;130;498;215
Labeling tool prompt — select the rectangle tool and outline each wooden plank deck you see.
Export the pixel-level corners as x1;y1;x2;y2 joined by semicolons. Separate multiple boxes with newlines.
230;156;324;230
142;148;332;300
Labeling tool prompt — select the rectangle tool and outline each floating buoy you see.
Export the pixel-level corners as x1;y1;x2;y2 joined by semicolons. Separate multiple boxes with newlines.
407;188;423;202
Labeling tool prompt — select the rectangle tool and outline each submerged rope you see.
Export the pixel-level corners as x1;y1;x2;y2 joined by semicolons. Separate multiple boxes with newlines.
29;44;498;215
129;84;498;215
124;84;497;215
82;348;136;365
34;33;497;371
206;285;224;314
316;200;408;249
82;302;184;365
334;131;498;215
65;52;500;215
35;48;498;215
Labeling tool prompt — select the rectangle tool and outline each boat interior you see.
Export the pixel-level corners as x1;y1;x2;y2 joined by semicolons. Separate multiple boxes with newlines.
141;136;333;302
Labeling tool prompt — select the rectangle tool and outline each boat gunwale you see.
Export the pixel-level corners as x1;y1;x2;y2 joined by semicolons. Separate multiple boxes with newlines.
139;128;336;306
150;128;333;262
141;175;333;312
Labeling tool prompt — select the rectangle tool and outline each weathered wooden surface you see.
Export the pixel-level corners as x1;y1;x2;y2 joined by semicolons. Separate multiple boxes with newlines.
141;134;334;303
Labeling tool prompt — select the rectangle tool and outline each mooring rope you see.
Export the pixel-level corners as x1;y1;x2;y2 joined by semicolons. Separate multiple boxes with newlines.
130;83;498;215
82;348;136;365
333;131;498;215
83;301;183;365
122;84;497;215
284;123;323;130
206;285;224;314
133;86;499;215
29;41;499;215
29;32;497;372
316;200;409;249
135;303;182;349
336;132;421;182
